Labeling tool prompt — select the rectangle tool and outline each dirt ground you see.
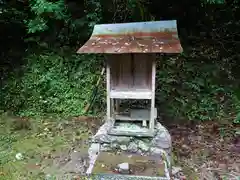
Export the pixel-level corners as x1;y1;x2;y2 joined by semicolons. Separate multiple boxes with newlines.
168;120;240;180
0;114;239;180
0;115;100;180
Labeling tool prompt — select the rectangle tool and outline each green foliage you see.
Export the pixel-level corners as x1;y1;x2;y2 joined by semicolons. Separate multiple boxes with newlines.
29;0;66;18
156;55;237;121
0;0;239;122
235;113;240;124
25;0;150;35
26;17;48;33
85;0;102;27
1;50;104;117
203;0;225;4
233;90;240;124
203;0;239;4
27;0;69;33
126;0;150;21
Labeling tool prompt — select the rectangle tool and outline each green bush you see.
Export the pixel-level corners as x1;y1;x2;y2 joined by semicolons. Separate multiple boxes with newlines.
233;90;240;124
1;50;105;117
156;55;237;121
1;49;238;121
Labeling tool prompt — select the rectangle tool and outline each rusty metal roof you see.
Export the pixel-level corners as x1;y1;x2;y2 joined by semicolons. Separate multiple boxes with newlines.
77;20;183;54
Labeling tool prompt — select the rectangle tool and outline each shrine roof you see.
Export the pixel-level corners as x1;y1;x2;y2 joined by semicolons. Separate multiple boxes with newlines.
77;20;183;54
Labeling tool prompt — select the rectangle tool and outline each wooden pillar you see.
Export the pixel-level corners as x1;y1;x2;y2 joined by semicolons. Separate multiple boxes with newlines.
106;60;111;121
149;56;156;132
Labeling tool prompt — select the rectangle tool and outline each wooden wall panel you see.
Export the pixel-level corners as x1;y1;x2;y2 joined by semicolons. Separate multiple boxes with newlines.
108;54;155;91
117;54;132;89
133;54;152;89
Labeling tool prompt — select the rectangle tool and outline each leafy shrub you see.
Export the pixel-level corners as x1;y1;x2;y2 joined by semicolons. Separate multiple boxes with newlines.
233;90;240;124
1;50;105;117
1;49;238;122
156;55;237;121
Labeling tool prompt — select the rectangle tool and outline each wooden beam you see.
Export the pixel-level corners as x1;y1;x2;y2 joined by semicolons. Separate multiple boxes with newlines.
149;55;156;132
106;60;111;121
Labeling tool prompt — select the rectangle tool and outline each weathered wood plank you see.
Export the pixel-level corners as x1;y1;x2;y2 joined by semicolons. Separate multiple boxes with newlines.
150;55;156;132
133;54;152;89
117;54;132;89
108;127;154;137
110;90;152;99
115;108;157;121
106;59;111;121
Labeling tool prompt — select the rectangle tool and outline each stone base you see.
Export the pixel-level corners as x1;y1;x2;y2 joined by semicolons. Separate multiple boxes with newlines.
91;151;170;179
88;120;172;170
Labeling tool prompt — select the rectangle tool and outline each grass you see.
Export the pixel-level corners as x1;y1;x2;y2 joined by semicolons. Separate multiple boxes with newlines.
0;112;91;180
1;111;238;180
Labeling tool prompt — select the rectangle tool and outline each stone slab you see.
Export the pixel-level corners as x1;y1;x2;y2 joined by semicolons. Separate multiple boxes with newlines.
92;151;166;177
108;121;155;137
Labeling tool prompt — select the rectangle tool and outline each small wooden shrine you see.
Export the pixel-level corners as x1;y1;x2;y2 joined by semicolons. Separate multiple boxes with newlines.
77;20;182;137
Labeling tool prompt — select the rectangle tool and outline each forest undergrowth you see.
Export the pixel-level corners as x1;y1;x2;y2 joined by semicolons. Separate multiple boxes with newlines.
0;0;239;179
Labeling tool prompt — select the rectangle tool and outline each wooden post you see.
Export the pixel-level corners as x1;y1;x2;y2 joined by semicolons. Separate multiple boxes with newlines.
110;99;115;119
150;56;156;133
106;60;111;121
115;99;120;114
